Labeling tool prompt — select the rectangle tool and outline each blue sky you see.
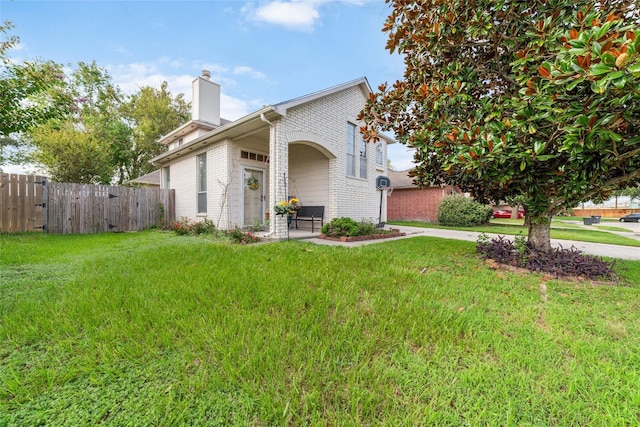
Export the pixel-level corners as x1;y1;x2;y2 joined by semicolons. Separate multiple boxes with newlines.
1;0;416;171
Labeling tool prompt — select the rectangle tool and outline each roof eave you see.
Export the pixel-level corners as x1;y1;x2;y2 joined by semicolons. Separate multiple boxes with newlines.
151;106;278;165
274;76;371;116
157;119;218;145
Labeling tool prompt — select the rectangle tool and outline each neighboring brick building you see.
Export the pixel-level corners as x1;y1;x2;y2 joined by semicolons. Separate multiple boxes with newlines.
151;72;394;240
386;170;459;223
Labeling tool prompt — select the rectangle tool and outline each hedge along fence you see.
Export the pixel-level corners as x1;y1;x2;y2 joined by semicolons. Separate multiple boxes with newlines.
0;173;175;234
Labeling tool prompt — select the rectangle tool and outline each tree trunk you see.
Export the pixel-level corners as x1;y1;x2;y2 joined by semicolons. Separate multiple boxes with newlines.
510;204;520;219
527;219;552;252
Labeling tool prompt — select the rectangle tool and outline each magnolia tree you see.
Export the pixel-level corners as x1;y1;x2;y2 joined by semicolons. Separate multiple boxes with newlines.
360;0;640;250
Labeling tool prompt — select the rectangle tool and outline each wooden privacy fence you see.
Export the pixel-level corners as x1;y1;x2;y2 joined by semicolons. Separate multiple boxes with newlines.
0;173;45;233
1;173;175;234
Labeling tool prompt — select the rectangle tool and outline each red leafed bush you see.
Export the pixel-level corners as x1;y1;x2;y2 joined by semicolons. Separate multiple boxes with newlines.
476;234;619;281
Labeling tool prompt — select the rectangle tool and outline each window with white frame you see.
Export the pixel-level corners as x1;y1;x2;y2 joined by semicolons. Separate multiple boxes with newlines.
197;153;207;213
163;166;170;189
359;132;367;179
347;123;367;178
376;141;383;166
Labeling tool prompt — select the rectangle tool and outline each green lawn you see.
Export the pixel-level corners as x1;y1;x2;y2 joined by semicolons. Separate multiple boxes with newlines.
391;219;640;247
1;231;640;425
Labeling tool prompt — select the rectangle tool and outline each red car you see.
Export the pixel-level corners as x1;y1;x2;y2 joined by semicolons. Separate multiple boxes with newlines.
493;209;524;219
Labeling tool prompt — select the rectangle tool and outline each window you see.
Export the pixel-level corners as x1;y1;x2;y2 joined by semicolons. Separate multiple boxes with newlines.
347;122;367;178
241;150;269;163
171;138;184;150
359;134;367;179
163;166;170;189
376;141;383;166
347;123;356;177
197;153;207;213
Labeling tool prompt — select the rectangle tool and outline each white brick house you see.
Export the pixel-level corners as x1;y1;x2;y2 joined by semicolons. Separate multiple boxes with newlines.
151;71;394;240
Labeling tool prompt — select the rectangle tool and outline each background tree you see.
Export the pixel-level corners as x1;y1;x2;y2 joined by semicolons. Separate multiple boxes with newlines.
0;21;71;166
27;61;127;184
4;22;190;182
360;1;640;250
29;120;113;183
618;184;640;206
121;82;190;182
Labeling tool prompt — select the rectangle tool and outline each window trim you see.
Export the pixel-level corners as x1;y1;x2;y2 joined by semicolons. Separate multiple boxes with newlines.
196;153;207;214
347;122;367;179
375;141;383;166
163;166;170;189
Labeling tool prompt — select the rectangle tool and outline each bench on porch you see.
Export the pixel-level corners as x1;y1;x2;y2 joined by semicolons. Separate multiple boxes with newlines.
294;206;325;233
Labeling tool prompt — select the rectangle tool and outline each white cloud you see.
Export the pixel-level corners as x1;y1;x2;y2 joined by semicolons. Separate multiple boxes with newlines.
114;46;134;56
251;1;321;31
233;65;267;80
220;94;263;121
244;1;366;31
107;59;261;121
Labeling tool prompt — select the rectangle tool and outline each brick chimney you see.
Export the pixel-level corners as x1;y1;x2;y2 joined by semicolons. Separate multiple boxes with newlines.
192;70;220;126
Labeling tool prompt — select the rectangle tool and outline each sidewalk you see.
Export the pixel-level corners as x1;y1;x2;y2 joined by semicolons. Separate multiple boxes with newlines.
306;225;640;261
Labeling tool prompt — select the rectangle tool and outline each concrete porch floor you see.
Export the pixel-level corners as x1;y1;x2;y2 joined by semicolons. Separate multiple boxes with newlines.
260;226;321;241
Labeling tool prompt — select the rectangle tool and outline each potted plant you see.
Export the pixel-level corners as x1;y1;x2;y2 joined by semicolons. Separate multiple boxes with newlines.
274;198;300;226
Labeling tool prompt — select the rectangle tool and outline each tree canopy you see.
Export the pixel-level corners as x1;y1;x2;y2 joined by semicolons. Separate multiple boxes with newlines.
122;82;190;181
0;20;72;162
28;61;131;184
1;23;190;183
360;0;640;250
27;62;190;184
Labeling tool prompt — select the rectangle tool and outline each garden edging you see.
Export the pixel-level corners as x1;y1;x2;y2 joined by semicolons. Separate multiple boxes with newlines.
318;229;406;242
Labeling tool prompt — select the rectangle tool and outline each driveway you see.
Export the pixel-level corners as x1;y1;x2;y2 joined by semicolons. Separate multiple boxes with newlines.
308;224;640;261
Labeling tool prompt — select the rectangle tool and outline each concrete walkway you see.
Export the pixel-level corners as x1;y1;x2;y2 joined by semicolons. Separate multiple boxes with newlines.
300;224;640;261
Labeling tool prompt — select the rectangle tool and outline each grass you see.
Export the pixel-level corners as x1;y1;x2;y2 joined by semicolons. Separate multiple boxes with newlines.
391;219;640;247
1;231;640;425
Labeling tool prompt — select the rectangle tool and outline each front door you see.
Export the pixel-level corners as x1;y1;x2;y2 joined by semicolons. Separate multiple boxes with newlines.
243;168;265;226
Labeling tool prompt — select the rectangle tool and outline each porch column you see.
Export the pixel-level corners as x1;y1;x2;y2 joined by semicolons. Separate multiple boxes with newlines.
268;120;289;240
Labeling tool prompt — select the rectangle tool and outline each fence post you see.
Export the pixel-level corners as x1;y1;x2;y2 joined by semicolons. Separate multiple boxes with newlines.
42;177;48;232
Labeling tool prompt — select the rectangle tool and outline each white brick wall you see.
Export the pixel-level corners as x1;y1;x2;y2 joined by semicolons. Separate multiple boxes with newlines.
280;86;386;226
166;83;388;235
167;141;230;227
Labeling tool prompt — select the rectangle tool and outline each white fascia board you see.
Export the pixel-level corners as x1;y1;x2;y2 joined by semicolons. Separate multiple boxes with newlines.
274;77;371;116
151;106;278;165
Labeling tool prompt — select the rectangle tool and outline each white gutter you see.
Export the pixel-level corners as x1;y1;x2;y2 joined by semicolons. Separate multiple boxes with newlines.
151;106;279;166
260;113;274;127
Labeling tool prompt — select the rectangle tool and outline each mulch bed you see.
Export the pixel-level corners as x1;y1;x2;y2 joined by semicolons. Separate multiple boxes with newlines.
483;258;618;286
318;229;406;242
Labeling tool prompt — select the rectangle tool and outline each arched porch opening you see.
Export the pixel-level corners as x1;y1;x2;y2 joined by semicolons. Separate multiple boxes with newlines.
287;141;334;221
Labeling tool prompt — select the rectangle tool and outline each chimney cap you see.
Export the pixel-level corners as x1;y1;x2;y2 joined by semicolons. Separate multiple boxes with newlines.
201;70;211;80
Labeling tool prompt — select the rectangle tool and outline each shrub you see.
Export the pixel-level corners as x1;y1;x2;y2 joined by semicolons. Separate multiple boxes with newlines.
225;228;260;244
171;218;215;236
437;194;493;227
321;218;385;237
171;217;194;235
245;219;269;232
358;222;375;236
476;234;618;280
191;219;216;235
321;217;362;237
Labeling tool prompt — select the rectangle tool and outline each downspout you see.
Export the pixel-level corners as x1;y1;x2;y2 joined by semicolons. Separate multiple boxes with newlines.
261;113;275;237
260;113;274;127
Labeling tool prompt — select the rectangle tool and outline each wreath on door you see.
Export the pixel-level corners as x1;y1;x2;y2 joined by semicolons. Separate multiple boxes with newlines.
246;176;259;190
